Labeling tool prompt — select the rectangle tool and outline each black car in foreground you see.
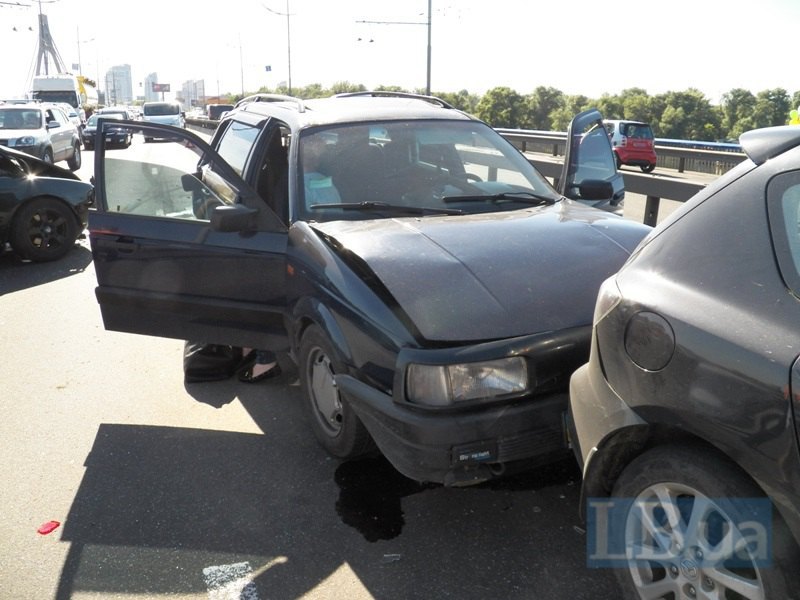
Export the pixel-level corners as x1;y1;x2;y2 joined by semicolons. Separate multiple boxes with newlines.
88;92;650;485
569;125;800;598
0;145;93;261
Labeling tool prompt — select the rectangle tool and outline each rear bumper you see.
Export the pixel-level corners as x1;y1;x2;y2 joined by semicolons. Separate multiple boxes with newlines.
336;374;570;485
614;147;657;166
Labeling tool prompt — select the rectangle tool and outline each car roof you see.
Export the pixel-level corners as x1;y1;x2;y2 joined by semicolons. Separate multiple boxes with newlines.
229;92;477;132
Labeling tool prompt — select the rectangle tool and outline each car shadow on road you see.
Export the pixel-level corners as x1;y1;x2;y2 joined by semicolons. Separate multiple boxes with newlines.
0;240;93;296
55;418;621;600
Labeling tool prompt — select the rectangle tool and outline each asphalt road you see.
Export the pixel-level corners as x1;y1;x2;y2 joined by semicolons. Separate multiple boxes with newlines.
0;144;631;600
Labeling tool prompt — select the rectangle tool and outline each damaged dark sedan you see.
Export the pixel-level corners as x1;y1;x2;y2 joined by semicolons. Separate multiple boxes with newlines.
88;92;651;485
1;145;93;261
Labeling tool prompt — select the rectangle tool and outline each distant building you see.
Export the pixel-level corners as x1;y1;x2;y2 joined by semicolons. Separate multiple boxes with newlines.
180;80;206;110
144;72;160;102
104;64;133;105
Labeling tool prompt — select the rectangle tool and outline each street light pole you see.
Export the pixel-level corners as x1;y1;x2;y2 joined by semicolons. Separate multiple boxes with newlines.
426;0;431;95
261;2;292;95
285;0;292;94
356;1;433;95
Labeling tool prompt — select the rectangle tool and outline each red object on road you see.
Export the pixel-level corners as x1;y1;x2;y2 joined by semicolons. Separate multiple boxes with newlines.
37;520;60;535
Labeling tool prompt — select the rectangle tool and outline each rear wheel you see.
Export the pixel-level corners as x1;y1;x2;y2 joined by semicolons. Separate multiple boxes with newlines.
640;163;655;173
299;324;374;458
67;143;82;171
615;152;623;169
611;445;800;600
10;197;78;261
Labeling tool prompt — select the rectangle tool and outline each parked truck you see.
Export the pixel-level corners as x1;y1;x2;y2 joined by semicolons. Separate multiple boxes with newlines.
30;74;98;123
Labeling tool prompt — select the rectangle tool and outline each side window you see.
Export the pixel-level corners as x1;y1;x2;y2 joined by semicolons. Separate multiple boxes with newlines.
102;126;234;221
768;171;800;295
215;120;261;176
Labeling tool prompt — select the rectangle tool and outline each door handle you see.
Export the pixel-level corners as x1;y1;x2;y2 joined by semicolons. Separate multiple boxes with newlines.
107;237;139;253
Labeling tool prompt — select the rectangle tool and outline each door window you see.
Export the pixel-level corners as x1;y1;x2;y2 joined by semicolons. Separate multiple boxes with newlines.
102;127;235;220
216;120;261;176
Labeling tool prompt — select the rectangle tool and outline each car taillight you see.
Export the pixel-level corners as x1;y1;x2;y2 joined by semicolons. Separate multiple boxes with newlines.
619;136;627;147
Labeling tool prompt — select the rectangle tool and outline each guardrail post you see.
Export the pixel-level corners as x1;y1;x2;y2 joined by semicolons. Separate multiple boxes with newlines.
552;143;559;157
678;157;686;173
644;196;661;227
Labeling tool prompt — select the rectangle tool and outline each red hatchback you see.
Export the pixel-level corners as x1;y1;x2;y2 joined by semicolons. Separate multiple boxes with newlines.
604;119;657;173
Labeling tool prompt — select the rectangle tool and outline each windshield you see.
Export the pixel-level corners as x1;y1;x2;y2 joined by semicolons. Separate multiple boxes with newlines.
144;103;180;116
88;113;123;126
32;91;78;107
296;120;558;222
0;108;42;130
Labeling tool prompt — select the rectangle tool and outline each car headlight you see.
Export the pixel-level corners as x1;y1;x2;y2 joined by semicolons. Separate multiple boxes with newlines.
14;136;37;146
406;357;528;406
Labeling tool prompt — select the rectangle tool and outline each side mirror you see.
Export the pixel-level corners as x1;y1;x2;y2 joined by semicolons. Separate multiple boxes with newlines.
47;121;61;129
210;204;258;232
181;172;203;193
578;179;614;200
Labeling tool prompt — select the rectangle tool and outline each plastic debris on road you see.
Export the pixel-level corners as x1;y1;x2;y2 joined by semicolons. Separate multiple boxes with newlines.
37;520;60;535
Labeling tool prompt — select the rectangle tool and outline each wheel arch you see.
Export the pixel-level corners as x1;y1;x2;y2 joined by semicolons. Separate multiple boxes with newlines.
290;296;354;367
580;423;771;517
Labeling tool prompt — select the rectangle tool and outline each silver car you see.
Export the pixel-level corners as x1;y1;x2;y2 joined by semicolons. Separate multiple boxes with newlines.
0;103;82;170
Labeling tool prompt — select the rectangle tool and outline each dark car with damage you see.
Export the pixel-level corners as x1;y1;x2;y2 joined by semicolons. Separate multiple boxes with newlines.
87;92;651;485
1;145;93;261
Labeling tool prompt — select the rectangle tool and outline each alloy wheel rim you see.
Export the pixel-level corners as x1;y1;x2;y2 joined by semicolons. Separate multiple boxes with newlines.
624;482;766;600
28;208;68;249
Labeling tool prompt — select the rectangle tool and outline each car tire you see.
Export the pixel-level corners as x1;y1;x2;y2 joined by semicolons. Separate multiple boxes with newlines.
299;324;374;459
67;143;82;171
614;152;623;169
84;142;93;151
41;148;54;164
610;445;800;600
10;197;79;262
640;164;655;173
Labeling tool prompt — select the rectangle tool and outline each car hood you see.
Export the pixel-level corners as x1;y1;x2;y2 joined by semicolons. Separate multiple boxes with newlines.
313;202;650;342
0;145;80;180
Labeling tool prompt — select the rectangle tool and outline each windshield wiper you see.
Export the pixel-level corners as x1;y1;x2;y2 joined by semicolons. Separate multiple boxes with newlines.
309;201;463;215
441;191;559;205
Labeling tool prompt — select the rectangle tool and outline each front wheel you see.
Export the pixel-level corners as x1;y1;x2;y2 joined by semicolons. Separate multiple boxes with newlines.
611;445;800;600
299;324;374;459
67;143;82;171
10;197;78;261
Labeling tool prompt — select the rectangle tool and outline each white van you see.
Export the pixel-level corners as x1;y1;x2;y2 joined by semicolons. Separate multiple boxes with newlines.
141;101;184;142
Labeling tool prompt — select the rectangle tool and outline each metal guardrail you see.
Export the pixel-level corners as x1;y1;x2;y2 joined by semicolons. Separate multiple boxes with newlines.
186;119;733;227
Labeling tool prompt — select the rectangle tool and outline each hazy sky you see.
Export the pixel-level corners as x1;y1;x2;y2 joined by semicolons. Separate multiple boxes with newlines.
2;0;799;104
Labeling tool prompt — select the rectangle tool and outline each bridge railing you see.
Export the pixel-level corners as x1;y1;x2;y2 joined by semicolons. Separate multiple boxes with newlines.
495;128;741;226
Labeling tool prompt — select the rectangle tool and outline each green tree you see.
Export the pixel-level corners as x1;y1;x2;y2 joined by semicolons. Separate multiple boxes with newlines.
436;89;481;114
594;94;625;120
751;88;791;128
522;86;564;129
550;95;591;131
330;81;367;95
656;89;718;139
720;88;756;138
474;86;525;128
